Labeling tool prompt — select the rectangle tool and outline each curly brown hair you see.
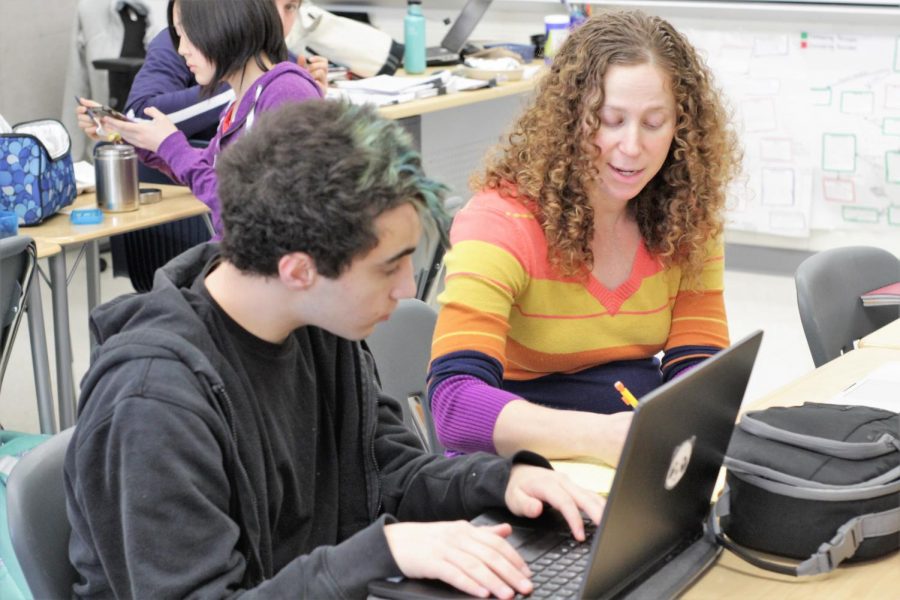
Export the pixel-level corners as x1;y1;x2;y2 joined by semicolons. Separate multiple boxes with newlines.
478;9;741;281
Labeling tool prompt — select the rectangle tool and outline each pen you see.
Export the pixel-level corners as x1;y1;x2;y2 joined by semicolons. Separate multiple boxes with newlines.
614;381;639;408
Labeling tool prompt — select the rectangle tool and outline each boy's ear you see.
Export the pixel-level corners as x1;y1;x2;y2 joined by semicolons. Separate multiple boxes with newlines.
278;252;317;289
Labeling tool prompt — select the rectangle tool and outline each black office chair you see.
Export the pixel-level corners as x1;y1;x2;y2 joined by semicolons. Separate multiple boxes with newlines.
6;428;78;599
366;299;443;453
795;246;900;367
0;236;56;433
91;2;148;112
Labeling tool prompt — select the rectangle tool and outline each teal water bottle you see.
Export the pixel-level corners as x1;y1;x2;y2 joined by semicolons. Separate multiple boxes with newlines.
403;0;426;74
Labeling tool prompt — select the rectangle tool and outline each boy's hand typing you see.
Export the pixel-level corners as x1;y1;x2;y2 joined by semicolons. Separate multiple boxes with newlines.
505;464;605;542
384;520;532;599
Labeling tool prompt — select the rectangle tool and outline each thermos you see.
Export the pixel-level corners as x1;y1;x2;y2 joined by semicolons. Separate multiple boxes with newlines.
403;0;426;75
94;144;139;212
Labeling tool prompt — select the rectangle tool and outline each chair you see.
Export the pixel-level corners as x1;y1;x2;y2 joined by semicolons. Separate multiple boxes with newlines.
91;2;149;111
0;236;56;433
6;428;77;599
795;246;900;367
366;299;443;453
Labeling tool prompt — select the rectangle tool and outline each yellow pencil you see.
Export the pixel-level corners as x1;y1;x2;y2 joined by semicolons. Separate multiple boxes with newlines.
614;381;638;408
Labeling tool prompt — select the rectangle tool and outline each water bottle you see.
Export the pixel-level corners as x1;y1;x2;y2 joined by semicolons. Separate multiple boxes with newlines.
403;0;426;74
94;144;139;212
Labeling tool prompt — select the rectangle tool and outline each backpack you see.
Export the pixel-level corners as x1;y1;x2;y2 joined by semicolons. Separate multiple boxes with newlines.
0;430;50;599
710;402;900;576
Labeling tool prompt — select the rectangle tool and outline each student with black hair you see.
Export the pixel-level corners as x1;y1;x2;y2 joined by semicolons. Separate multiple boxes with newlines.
123;0;328;146
76;0;322;237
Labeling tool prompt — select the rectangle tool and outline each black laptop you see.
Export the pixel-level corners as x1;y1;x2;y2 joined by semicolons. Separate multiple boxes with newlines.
369;330;763;600
426;0;493;66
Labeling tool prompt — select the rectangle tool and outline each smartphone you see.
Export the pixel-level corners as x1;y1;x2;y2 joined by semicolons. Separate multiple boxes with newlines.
75;96;131;123
86;105;131;122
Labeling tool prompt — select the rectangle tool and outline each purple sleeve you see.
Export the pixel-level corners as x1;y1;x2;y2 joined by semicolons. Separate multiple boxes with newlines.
154;130;222;236
125;30;225;138
430;375;521;454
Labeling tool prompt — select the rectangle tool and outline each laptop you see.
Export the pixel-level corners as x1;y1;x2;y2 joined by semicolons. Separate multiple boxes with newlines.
426;0;493;66
369;330;763;600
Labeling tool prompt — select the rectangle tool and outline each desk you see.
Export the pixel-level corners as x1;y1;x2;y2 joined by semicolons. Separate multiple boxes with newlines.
377;76;539;121
859;318;900;351
23;185;211;429
683;347;900;598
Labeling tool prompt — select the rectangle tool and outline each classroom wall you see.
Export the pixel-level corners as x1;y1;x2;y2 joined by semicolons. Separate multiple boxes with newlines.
334;0;900;256
0;0;77;124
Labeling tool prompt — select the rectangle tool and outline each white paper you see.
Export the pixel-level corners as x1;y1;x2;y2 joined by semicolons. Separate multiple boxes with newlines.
826;362;900;412
73;160;96;194
335;72;447;95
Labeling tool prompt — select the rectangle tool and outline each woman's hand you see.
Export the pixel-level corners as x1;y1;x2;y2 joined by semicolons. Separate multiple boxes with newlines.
384;521;532;599
298;54;328;91
74;98;105;142
99;107;178;153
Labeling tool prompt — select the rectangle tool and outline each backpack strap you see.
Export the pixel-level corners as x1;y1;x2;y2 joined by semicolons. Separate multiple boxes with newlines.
709;486;900;576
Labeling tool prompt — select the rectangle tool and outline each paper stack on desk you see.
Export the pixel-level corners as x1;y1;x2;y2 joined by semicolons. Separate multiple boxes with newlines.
861;282;900;307
332;72;451;106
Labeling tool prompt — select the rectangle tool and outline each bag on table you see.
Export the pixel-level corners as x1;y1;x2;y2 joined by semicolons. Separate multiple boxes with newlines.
710;402;900;575
0;119;77;225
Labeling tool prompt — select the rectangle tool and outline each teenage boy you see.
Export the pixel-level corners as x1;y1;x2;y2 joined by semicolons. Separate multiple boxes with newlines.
65;101;603;599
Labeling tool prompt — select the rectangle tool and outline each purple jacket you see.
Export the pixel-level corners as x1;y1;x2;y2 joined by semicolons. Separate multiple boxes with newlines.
137;62;322;237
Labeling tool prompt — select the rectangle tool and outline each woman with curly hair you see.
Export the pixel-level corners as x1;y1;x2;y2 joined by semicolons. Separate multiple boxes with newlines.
428;10;741;465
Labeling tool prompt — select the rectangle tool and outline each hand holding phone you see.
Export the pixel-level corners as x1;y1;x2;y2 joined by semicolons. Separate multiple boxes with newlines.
75;97;131;125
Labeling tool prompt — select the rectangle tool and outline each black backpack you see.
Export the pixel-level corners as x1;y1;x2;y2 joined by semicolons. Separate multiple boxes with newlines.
710;402;900;575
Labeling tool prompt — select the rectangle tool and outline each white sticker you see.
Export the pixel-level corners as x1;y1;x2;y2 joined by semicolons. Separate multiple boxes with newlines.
664;436;695;490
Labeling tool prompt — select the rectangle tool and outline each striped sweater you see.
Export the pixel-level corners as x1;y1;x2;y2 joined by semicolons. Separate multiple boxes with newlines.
428;189;729;454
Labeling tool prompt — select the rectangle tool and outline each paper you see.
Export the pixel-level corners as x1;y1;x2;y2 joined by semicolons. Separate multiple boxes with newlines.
826;362;900;412
335;72;447;95
73;160;96;194
550;457;616;496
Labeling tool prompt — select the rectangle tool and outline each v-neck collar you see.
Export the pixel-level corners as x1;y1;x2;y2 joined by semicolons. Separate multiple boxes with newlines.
583;240;661;315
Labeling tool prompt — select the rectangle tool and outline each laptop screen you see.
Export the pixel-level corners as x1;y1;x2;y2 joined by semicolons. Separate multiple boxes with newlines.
440;0;493;53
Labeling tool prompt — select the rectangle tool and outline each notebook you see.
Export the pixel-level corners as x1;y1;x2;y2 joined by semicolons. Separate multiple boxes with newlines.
368;330;763;600
425;0;493;66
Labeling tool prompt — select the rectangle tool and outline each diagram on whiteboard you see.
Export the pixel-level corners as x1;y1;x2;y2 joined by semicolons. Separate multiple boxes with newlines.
685;28;900;237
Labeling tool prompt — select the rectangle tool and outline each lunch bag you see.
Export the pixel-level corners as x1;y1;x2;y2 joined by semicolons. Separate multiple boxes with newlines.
0;119;77;225
710;402;900;575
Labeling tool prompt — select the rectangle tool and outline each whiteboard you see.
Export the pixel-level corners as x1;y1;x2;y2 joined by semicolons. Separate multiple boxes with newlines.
682;27;900;237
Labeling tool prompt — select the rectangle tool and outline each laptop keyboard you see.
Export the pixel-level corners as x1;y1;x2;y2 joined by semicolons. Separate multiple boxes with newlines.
515;521;596;599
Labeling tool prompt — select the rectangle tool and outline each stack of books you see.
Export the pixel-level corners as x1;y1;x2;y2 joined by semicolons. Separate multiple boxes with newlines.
861;281;900;307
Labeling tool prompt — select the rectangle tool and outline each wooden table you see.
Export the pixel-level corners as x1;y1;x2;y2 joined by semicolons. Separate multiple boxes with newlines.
683;347;900;598
859;318;900;351
21;185;211;429
377;75;539;120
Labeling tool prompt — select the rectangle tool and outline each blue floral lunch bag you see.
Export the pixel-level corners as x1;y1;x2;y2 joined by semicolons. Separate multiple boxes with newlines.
0;119;76;225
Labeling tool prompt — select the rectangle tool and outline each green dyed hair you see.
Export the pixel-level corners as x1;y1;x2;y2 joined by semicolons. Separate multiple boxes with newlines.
217;100;450;277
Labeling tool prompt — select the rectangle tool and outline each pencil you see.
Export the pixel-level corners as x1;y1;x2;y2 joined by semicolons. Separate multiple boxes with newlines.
614;381;638;408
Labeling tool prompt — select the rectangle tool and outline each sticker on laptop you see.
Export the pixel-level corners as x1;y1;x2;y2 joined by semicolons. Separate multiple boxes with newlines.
664;436;695;490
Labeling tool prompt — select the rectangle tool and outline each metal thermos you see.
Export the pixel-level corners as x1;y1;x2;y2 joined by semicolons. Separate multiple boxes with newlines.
94;144;139;212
